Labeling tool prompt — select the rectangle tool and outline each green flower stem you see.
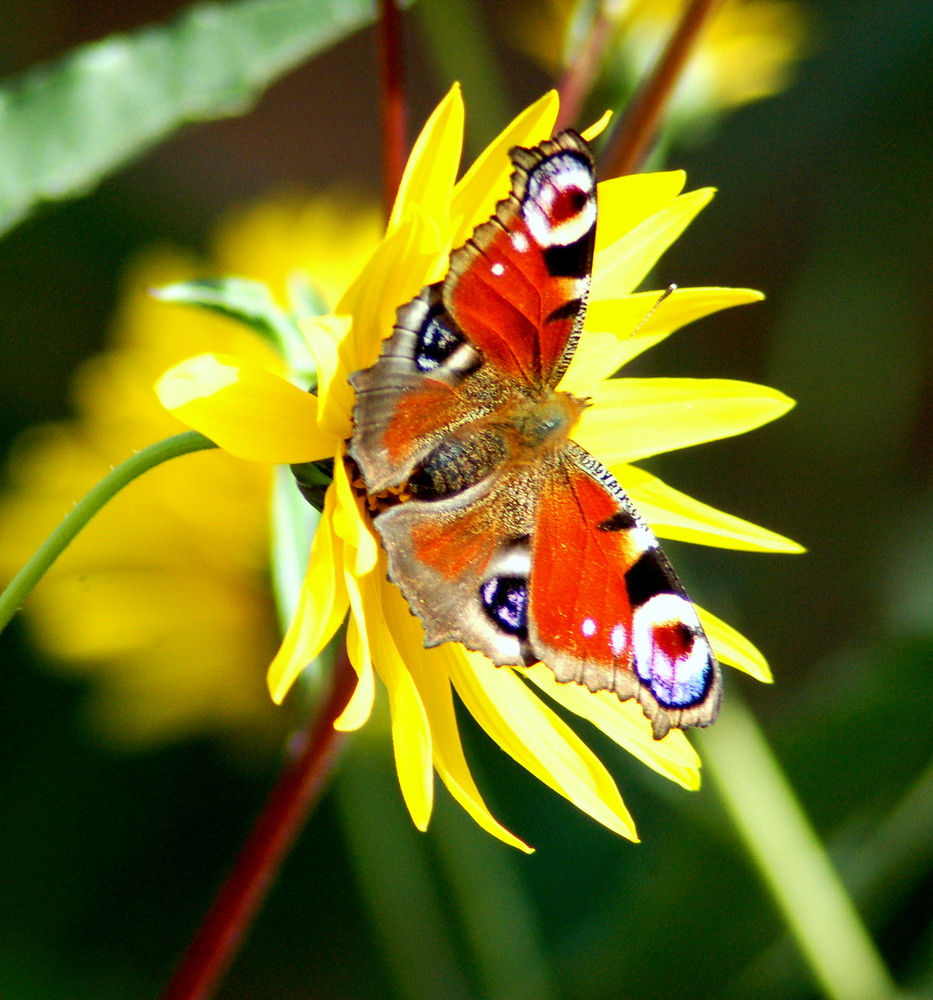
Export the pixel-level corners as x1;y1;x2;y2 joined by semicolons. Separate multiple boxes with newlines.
0;430;217;636
702;695;900;1000
735;754;933;995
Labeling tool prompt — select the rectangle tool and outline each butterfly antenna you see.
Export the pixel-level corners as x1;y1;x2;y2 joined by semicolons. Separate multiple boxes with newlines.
630;283;677;342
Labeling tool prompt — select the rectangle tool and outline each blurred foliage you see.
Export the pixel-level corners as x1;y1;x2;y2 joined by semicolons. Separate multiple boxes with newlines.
0;0;386;237
1;1;932;999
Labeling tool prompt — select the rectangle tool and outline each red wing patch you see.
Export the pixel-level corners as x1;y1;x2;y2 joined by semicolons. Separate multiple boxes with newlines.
527;452;720;737
446;134;596;389
529;462;641;670
380;380;471;468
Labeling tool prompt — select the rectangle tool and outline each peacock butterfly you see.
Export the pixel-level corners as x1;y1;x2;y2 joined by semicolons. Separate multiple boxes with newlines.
349;130;721;740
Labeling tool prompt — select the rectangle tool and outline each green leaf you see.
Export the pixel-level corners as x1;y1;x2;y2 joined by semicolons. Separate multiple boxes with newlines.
154;276;312;375
290;458;334;513
0;0;382;238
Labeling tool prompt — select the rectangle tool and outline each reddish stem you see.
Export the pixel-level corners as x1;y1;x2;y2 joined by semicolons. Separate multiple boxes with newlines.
555;6;614;132
603;0;723;177
379;0;406;219
160;648;357;1000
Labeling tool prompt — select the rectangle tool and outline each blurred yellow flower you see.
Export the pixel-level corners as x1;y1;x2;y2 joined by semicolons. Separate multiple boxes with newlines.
0;194;382;748
157;86;800;848
524;0;807;119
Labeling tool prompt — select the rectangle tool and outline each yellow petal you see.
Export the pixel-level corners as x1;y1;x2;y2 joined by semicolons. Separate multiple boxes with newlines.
561;328;642;397
697;605;772;682
592;188;714;299
385;584;531;850
155;353;331;463
593;171;686;252
580;109;612;142
448;650;638;840
299;314;354;438
618;464;805;553
387;664;434;831
331;448;379;578
521;664;701;790
267;488;349;703
387;84;464;237
336;569;378;731
338;211;444;368
568;286;765;390
363;572;434;830
449;90;559;247
575;377;795;465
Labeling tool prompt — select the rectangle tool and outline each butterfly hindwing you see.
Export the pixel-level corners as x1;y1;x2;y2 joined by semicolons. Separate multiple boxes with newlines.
366;458;539;666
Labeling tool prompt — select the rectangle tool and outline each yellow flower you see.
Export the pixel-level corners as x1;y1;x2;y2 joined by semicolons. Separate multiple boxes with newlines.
0;195;381;748
626;0;807;108
525;0;807;116
157;87;800;848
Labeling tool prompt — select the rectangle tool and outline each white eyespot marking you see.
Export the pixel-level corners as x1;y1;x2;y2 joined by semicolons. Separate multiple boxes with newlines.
582;617;597;638
511;231;529;254
522;153;596;249
444;341;482;377
631;524;658;553
632;594;712;710
610;623;628;658
485;542;531;580
490;262;505;277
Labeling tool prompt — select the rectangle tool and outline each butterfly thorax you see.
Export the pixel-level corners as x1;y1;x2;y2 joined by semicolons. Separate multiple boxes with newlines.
496;389;587;455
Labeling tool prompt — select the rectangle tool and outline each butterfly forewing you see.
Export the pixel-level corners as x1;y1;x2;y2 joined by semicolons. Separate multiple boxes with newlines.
528;447;721;738
349;286;493;492
446;132;596;389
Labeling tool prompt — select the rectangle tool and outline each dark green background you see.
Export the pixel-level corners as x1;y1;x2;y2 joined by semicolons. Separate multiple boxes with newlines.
1;2;931;997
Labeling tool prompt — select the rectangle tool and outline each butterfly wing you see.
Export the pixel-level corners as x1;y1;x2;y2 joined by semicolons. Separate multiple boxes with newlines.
527;444;721;739
362;434;720;740
445;131;596;389
350;130;597;493
368;457;540;668
349;284;493;492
